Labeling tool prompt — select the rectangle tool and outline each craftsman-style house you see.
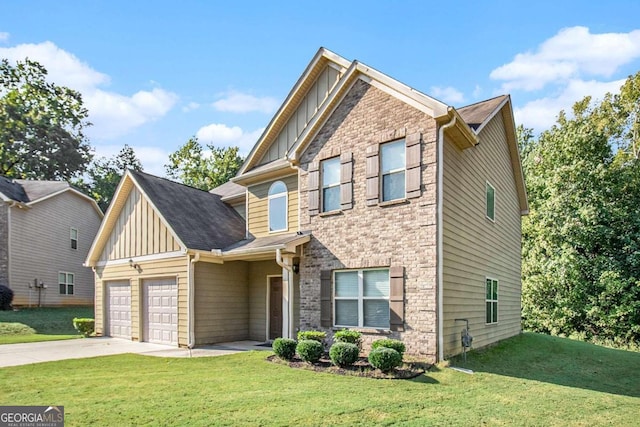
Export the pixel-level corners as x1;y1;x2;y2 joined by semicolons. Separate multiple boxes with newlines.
85;48;527;361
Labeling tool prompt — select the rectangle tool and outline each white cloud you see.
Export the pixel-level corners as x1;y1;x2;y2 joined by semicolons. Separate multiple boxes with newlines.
0;41;178;139
182;101;200;112
430;86;465;104
196;123;264;155
515;78;625;131
0;32;9;42
491;26;640;91
212;91;279;114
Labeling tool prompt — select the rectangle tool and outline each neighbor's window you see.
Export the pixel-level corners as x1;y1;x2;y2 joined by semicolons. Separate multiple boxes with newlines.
268;181;288;232
486;182;495;221
334;269;390;328
70;228;78;250
59;272;74;295
321;157;340;212
381;140;406;201
486;278;498;324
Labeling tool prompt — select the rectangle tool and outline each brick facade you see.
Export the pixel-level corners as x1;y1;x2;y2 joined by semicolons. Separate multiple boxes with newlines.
0;205;8;287
297;79;439;361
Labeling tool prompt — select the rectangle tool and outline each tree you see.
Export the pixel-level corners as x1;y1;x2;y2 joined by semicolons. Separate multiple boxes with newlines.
83;144;143;212
165;137;243;190
0;58;92;180
521;73;640;346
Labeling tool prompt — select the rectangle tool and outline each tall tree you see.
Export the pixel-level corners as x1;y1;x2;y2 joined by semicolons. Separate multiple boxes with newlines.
0;58;92;180
165;137;243;190
83;144;143;212
521;73;640;346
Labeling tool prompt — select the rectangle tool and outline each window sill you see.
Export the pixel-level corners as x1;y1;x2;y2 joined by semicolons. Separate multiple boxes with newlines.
319;210;343;217
332;327;392;335
378;198;408;208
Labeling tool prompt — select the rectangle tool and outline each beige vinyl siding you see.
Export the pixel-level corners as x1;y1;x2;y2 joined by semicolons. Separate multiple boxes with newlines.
248;260;282;341
259;65;340;165
247;175;299;237
99;186;181;262
442;111;522;357
193;261;249;344
8;192;101;306
94;256;188;345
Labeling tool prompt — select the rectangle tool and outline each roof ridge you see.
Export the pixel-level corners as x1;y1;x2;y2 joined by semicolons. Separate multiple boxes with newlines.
129;169;218;195
458;94;508;110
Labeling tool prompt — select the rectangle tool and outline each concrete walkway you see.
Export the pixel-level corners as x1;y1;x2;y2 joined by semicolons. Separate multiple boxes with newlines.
0;338;271;367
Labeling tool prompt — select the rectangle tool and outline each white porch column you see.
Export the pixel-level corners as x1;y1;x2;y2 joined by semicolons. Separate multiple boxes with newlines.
281;258;295;339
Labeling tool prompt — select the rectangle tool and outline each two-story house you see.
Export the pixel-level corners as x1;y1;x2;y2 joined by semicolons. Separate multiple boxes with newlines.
0;176;103;306
85;48;527;361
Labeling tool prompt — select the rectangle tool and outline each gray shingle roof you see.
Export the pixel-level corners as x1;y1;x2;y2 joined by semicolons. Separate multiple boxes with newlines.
458;95;508;130
130;170;246;251
0;176;29;202
0;176;74;203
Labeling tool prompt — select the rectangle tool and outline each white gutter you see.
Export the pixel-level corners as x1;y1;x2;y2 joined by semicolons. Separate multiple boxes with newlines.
437;112;457;362
187;252;201;349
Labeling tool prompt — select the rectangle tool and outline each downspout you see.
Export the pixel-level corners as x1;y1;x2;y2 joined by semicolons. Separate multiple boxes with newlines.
188;252;201;349
437;112;457;362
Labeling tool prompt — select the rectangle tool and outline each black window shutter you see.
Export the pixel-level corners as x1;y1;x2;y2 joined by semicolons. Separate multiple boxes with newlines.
389;266;405;331
320;270;332;327
365;144;379;206
405;133;422;199
340;152;353;210
308;162;320;216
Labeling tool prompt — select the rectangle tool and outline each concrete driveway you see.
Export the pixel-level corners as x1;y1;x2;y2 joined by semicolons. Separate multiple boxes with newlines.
0;338;270;367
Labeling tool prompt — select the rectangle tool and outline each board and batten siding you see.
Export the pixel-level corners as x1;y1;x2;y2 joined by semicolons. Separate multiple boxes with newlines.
99;186;181;262
248;260;282;341
247;174;299;238
8;191;101;306
258;65;341;165
442;111;522;357
94;256;188;345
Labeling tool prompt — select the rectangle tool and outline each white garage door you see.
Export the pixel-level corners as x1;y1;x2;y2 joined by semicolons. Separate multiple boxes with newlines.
143;278;178;345
106;282;131;339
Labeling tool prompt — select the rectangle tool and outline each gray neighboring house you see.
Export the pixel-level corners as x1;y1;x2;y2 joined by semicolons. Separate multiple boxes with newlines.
0;176;103;306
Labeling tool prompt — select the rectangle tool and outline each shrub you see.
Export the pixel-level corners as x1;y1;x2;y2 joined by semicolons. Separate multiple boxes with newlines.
333;329;362;349
297;330;326;343
272;338;297;361
0;285;14;311
72;318;95;337
371;339;406;358
329;342;359;367
368;347;402;372
296;339;324;363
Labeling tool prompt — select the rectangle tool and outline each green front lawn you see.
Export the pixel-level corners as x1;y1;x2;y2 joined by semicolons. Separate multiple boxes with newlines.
0;332;638;426
0;306;93;344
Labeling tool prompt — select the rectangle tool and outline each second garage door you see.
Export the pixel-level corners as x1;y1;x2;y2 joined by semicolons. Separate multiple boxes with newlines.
143;278;178;345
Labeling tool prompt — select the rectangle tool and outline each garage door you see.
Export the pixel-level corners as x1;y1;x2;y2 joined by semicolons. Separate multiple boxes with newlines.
143;278;178;345
106;282;131;339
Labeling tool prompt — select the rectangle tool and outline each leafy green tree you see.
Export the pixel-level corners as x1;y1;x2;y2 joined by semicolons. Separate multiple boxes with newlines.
0;58;92;180
521;73;640;346
83;144;143;212
165;137;243;190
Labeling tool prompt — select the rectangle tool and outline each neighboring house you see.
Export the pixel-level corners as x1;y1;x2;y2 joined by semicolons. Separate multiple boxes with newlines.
0;176;103;306
85;48;527;361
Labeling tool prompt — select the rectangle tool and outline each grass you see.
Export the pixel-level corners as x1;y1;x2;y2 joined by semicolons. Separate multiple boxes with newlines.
0;332;638;426
0;306;93;344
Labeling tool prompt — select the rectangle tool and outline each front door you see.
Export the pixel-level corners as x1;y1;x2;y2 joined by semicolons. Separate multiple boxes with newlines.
269;277;283;340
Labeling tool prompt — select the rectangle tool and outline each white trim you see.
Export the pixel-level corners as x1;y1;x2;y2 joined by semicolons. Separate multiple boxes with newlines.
268;181;288;233
320;156;341;213
380;139;407;202
332;268;390;329
485;277;499;325
486;181;496;222
58;271;75;295
70;227;78;250
91;250;186;267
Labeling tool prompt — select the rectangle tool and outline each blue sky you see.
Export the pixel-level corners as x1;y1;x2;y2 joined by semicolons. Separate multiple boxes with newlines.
1;1;639;176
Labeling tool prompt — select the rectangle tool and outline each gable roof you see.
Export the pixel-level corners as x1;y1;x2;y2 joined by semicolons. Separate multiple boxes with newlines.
458;95;509;131
209;180;245;201
0;175;102;215
86;170;246;266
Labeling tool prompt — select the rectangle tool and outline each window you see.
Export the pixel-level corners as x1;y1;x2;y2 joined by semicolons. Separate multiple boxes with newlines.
334;269;390;328
268;181;287;232
59;272;74;295
486;182;495;221
321;157;340;212
486;278;498;324
70;228;78;250
381;140;406;202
